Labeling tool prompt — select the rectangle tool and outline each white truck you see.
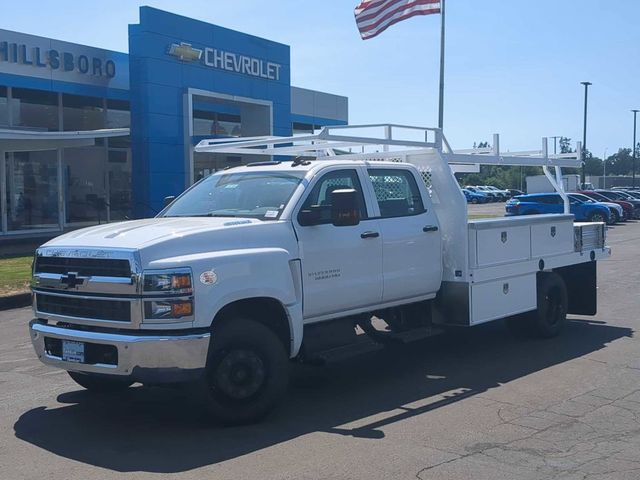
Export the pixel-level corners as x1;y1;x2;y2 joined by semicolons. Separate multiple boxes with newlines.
29;125;609;424
526;173;581;194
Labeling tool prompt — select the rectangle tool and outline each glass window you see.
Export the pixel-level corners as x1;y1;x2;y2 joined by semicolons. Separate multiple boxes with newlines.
62;94;104;131
108;149;132;221
193;110;241;137
106;99;130;128
0;86;7;126
5;151;59;231
299;169;367;224
368;168;425;218
63;146;107;223
11;88;59;131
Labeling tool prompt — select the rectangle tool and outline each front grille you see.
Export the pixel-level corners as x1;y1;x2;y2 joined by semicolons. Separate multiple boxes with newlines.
36;294;131;322
35;257;131;278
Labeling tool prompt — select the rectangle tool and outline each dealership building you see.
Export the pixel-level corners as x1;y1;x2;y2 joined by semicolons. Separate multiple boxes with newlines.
0;7;348;240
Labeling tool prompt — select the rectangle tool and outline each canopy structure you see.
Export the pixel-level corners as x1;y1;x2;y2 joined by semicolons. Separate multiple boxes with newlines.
0;128;130;152
195;124;582;169
195;124;582;215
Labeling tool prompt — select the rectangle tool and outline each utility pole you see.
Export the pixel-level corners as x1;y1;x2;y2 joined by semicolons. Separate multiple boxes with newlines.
603;148;607;189
580;82;592;188
550;135;561;155
632;109;639;188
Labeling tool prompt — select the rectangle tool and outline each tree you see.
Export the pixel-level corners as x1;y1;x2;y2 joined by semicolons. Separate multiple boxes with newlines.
559;137;573;154
608;148;633;175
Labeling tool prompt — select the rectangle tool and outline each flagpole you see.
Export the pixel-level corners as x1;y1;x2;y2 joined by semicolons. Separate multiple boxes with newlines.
438;0;446;131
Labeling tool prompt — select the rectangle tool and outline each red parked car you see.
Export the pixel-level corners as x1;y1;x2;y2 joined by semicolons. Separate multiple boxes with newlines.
577;190;634;220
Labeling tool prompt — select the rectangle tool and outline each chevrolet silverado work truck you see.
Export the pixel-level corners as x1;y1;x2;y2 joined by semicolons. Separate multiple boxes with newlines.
29;125;610;424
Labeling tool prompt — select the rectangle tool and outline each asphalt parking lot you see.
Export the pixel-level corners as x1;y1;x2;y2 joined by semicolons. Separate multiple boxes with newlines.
1;220;640;479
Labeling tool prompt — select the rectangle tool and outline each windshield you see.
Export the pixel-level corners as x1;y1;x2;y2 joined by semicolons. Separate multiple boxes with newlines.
161;171;306;220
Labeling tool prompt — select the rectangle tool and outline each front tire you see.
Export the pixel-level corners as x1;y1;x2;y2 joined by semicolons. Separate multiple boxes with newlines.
203;318;289;425
68;371;133;393
471;197;479;204
588;211;607;223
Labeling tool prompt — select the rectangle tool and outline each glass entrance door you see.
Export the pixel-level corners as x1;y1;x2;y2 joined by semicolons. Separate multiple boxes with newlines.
5;151;60;232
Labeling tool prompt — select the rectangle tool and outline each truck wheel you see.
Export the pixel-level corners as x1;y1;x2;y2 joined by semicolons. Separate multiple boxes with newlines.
68;371;133;393
203;318;289;425
506;272;568;338
532;272;568;338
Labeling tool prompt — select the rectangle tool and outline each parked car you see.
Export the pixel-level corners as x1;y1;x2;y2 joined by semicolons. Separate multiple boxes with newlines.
505;193;611;223
482;185;511;201
595;190;640;219
462;188;489;204
568;193;622;224
476;185;508;201
465;186;498;202
577;190;634;221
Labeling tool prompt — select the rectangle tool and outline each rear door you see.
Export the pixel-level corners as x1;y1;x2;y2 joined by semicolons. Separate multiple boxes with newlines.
293;167;383;319
366;167;442;302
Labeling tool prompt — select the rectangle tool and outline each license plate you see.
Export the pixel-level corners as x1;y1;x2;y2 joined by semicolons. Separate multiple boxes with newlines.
62;340;85;363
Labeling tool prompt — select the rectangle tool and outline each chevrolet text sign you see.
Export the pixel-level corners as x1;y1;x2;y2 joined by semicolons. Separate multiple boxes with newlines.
168;42;282;81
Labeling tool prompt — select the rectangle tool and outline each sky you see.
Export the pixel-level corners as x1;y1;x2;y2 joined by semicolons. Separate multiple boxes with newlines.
2;0;639;157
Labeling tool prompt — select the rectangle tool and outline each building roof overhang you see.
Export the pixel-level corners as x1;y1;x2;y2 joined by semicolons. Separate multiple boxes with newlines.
0;128;130;152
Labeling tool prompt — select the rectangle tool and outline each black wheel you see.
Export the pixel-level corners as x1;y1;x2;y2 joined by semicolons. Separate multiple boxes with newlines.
506;272;568;338
608;211;619;225
68;371;133;393
588;211;607;223
471;197;479;204
203;318;289;425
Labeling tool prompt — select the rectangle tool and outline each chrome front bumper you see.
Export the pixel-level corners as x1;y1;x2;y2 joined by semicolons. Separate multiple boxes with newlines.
29;320;211;383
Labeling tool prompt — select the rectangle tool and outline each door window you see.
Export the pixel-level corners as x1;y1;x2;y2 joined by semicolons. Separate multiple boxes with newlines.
298;169;367;224
368;168;425;218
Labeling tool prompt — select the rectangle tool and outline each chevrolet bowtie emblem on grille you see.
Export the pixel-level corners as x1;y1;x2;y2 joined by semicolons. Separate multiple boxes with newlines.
60;272;85;289
168;42;202;62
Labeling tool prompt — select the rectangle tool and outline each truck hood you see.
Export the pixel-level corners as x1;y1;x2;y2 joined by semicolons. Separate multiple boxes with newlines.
43;217;271;250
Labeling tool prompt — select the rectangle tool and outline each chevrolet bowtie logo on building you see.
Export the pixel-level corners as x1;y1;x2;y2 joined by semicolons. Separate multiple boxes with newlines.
166;41;282;81
168;42;202;62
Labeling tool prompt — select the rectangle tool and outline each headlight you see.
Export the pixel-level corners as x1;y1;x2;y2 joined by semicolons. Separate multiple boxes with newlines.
143;269;193;294
145;299;193;319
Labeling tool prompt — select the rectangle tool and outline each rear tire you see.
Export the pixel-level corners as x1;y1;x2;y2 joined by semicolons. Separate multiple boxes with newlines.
68;371;133;393
608;211;619;224
203;318;289;425
506;272;568;339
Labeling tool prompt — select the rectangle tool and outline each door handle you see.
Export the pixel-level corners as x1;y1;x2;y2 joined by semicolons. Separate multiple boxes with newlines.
423;225;439;232
360;231;380;239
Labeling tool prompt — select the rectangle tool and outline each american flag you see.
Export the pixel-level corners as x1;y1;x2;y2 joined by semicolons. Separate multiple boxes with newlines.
354;0;441;40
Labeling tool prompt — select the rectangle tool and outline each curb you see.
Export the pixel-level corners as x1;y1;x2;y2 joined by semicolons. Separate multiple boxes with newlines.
0;292;32;311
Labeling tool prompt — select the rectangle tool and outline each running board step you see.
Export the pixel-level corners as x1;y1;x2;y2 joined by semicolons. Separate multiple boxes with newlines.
306;339;384;365
389;326;445;344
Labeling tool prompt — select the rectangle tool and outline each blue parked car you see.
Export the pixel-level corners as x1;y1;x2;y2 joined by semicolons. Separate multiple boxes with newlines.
505;193;610;223
462;188;489;204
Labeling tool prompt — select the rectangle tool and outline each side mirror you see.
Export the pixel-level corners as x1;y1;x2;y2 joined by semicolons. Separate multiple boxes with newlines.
163;196;176;208
298;208;322;226
331;189;360;227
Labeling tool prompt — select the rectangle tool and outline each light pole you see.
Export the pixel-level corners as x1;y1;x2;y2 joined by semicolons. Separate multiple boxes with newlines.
581;81;592;188
603;148;607;189
550;135;561;155
633;109;639;188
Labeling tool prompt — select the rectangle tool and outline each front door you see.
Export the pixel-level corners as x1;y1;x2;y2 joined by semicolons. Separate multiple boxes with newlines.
367;167;442;302
294;168;383;320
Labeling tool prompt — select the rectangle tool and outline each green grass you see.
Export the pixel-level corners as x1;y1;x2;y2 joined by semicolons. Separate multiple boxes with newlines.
0;256;32;295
